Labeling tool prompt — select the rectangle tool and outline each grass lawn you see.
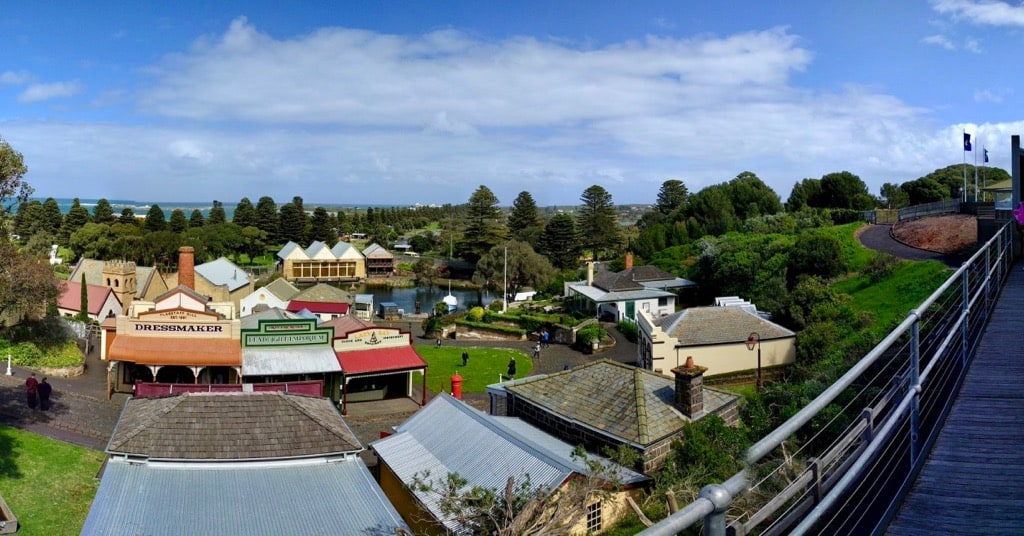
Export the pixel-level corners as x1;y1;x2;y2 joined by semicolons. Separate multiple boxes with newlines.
413;345;533;394
0;425;104;535
833;259;951;339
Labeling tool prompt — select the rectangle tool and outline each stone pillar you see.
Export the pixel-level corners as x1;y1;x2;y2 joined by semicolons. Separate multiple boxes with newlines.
672;356;707;418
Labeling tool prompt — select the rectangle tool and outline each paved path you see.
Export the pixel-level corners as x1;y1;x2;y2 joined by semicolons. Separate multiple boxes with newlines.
858;224;966;267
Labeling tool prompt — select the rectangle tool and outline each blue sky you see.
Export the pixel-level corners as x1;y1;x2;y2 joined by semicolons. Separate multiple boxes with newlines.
1;0;1021;207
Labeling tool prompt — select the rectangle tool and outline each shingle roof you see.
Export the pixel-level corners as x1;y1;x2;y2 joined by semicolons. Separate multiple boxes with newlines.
292;282;352;303
194;257;250;292
263;278;300;301
505;360;737;446
106;392;362;460
82;457;409;536
371;394;647;533
655;306;795;346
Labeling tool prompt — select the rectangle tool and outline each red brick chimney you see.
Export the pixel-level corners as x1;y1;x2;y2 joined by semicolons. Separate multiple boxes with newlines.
178;246;195;290
625;252;634;270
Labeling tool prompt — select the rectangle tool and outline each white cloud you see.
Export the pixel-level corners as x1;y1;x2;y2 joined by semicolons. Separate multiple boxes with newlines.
17;81;84;103
974;88;1008;103
932;0;1024;27
1;71;32;85
923;34;956;50
964;38;982;53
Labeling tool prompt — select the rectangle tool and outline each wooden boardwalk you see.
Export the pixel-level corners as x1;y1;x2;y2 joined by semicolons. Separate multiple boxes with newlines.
887;261;1024;535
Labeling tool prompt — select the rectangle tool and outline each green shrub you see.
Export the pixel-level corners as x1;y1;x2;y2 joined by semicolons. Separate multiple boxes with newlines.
617;320;638;343
454;319;527;336
0;340;84;368
467;306;486;322
488;300;504;311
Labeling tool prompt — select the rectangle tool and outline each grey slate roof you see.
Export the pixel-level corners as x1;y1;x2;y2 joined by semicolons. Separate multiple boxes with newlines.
107;392;362;460
655;306;795;346
194;257;250;292
263;278;300;301
371;394;647;533
292;282;353;303
82;457;409;536
505;360;737;446
362;243;393;259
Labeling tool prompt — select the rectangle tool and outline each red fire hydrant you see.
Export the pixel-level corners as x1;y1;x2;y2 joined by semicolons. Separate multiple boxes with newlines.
451;372;463;400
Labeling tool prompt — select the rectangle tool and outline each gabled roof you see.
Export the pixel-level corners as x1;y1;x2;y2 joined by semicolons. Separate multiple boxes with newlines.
592;269;645;292
371;394;647;533
194;257;250;292
68;258;164;300
321;315;376;336
58;280;118;315
336;346;426;375
263;278;301;301
276;241;307;260
240;307;303;329
330;240;356;258
304;241;335;260
82;457;409;536
292;282;353;304
567;282;675;304
153;285;210;305
106;391;362;460
655;306;795;346
505;360;737;446
362;243;393;259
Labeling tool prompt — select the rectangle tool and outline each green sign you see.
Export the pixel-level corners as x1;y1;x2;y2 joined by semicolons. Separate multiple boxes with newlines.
241;319;334;348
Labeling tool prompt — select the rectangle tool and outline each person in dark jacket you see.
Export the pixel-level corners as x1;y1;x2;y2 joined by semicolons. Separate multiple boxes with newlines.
507;358;517;380
38;377;53;410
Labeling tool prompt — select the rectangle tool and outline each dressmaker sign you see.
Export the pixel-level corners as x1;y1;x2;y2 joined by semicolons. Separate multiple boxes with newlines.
241;319;334;348
334;327;409;351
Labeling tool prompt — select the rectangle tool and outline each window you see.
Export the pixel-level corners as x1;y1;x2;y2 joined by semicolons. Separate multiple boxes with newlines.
586;502;602;533
657;297;668;307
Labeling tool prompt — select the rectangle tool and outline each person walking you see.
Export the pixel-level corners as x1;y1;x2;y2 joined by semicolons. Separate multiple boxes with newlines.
38;377;53;410
462;350;469;367
532;343;541;360
507;357;517;380
25;372;39;409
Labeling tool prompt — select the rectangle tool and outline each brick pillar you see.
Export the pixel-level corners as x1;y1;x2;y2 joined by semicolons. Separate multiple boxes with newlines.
672;357;707;418
625;252;634;270
178;246;195;290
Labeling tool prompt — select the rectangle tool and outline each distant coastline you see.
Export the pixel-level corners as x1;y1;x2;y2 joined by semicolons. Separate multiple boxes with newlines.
30;198;402;218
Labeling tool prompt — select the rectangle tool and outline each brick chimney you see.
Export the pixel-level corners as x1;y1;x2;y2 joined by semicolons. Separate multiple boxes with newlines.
625;252;634;270
672;356;707;418
178;246;195;290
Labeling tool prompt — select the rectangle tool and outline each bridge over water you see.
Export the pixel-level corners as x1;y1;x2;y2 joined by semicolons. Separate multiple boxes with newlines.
640;221;1023;535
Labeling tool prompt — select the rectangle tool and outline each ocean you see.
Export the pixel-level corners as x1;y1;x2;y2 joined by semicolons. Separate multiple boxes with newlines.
36;198;394;219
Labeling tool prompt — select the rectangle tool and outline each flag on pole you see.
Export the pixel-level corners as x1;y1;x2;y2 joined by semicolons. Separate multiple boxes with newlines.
963;133;972;151
984;148;989;163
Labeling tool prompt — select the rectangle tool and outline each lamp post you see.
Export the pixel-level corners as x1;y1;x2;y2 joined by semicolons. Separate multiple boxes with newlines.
745;332;762;393
5;353;12;376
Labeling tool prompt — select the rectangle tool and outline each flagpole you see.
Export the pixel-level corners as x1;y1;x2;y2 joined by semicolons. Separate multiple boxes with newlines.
962;131;969;202
974;140;978;202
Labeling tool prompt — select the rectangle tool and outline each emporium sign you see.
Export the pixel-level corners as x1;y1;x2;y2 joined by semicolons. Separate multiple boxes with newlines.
241;319;334;348
334;328;407;350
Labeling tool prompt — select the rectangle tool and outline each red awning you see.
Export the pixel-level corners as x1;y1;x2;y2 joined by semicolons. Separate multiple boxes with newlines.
336;346;426;375
287;300;349;314
109;336;242;367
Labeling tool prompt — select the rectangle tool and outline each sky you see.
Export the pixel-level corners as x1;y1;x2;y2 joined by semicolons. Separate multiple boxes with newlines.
1;0;1022;207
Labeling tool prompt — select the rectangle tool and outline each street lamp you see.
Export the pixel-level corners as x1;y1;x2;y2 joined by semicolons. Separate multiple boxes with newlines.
745;332;762;393
5;353;12;376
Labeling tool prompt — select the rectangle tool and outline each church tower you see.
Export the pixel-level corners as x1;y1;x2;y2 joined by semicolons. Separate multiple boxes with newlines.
102;260;137;312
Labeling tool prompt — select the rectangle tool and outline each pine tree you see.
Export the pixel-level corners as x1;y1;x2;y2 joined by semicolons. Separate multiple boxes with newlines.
233;197;258;228
169;209;188;233
577;185;621;262
458;185;507;263
61;198;91;242
255;196;279;243
93;198;115;224
144;204;167;232
208;200;227;225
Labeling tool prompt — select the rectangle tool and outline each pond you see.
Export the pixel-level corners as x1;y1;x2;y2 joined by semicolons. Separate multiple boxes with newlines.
350;284;498;315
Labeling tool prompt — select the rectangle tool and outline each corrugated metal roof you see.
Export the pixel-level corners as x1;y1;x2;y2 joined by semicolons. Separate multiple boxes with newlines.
276;241;305;260
243;347;342;375
336;346;426;375
330;240;354;258
82;457;409;536
372;395;573;533
655;306;795;346
194;257;250;292
362;243;393;258
567;283;675;303
57;280;117;314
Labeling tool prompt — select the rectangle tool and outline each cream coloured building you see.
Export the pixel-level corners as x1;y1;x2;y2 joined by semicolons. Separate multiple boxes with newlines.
637;304;796;379
277;240;366;283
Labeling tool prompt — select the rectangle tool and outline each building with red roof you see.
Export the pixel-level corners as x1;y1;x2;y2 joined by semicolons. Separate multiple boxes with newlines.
57;279;122;322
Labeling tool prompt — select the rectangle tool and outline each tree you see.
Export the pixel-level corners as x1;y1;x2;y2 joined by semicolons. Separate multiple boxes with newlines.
540;214;582;270
685;184;738;238
413;257;439;289
785;178;821;212
473;241;555;302
726;171;783;220
577;185;621;262
458;185;507;264
0;239;60;324
41;197;63;237
508;191;543;247
188;209;205;228
255;196;279;243
118;207;137;225
308;207;336;244
239;226;268;262
92;198;115;224
279;203;307;244
69;222;117;259
786;230;847;289
814;171;874;210
656;179;689;215
77;273;90;322
412;446;630;536
144;204;167;232
169;209;189;233
232;197;258;228
0;137;32;218
208;200;227;225
61;198;91;242
292;196;309;241
879;183;909;209
13;199;44;238
901;177;948;205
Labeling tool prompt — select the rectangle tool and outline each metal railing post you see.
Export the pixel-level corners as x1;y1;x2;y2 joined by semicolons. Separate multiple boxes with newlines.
961;269;969;366
909;314;921;465
699;483;733;536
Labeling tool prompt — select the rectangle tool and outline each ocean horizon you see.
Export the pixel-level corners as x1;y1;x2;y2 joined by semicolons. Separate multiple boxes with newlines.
31;198;408;218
